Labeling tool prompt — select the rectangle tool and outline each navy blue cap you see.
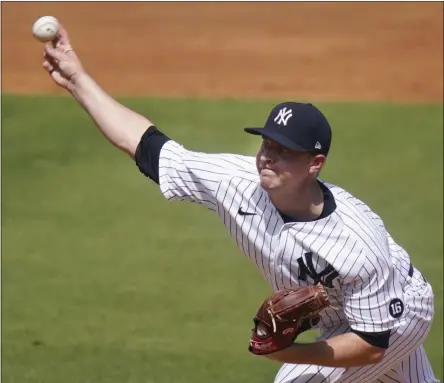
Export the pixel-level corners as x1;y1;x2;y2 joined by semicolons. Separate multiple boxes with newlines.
244;102;332;156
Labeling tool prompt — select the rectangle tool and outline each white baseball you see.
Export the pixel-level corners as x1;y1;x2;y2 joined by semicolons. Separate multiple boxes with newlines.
32;16;60;42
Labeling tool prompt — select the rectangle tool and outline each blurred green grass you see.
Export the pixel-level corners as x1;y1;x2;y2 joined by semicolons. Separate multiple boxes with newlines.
2;95;443;382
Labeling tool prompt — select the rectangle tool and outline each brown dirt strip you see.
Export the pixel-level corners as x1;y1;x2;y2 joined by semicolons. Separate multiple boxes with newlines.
2;2;442;102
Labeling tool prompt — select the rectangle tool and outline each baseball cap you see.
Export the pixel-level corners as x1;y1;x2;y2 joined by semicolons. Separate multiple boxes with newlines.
244;102;332;156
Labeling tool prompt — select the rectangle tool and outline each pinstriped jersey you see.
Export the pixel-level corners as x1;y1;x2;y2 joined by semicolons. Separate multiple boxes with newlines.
158;140;434;332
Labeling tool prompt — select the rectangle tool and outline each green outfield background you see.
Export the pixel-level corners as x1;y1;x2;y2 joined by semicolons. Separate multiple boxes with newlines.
2;95;443;382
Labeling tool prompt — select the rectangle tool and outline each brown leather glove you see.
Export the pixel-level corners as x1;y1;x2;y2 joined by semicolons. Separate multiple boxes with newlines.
248;285;329;355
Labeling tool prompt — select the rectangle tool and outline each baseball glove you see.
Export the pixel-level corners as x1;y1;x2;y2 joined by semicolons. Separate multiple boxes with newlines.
248;285;329;355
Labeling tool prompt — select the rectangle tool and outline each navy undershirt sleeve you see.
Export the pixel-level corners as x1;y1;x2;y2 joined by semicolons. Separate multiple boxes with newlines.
351;328;392;349
134;126;171;184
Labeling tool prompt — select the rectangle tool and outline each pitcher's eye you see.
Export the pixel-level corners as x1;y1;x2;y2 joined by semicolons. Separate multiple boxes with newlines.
261;139;291;157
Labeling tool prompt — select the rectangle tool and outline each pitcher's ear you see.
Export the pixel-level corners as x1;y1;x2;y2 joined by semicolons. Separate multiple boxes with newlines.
309;154;326;175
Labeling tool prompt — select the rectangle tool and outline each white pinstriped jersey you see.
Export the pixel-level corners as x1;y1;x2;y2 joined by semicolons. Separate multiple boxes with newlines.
158;140;434;333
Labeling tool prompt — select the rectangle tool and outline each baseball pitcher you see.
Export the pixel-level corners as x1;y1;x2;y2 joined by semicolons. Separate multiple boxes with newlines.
40;25;438;383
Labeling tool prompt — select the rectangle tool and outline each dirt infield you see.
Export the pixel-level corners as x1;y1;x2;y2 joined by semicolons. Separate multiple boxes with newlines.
2;2;443;102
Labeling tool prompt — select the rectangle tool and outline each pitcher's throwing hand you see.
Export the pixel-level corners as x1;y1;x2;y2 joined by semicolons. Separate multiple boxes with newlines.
42;26;84;91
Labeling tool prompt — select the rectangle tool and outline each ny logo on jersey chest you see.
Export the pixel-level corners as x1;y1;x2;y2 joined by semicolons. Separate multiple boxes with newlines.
296;252;339;288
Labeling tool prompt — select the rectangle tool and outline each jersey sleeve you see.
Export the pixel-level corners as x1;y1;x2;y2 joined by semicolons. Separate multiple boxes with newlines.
342;256;407;333
158;140;257;211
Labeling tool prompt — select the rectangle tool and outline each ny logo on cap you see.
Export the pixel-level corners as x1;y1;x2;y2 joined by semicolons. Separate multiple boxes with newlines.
315;142;322;150
274;107;293;126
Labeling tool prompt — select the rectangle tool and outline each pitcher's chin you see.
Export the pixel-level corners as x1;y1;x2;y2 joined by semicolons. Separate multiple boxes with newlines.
259;175;280;191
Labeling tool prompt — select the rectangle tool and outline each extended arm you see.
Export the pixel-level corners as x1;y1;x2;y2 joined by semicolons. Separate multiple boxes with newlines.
68;73;151;158
41;23;257;209
42;25;150;158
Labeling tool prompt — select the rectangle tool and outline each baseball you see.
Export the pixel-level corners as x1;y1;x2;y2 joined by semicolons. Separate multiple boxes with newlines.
32;16;60;42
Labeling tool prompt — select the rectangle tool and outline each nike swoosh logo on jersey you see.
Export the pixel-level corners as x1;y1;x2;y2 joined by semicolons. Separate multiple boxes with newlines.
238;207;256;216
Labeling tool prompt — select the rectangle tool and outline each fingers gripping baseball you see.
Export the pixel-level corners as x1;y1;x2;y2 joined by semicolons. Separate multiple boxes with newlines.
44;44;64;61
41;26;85;90
54;25;70;46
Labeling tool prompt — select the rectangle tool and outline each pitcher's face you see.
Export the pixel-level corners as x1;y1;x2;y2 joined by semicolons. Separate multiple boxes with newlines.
256;138;324;192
